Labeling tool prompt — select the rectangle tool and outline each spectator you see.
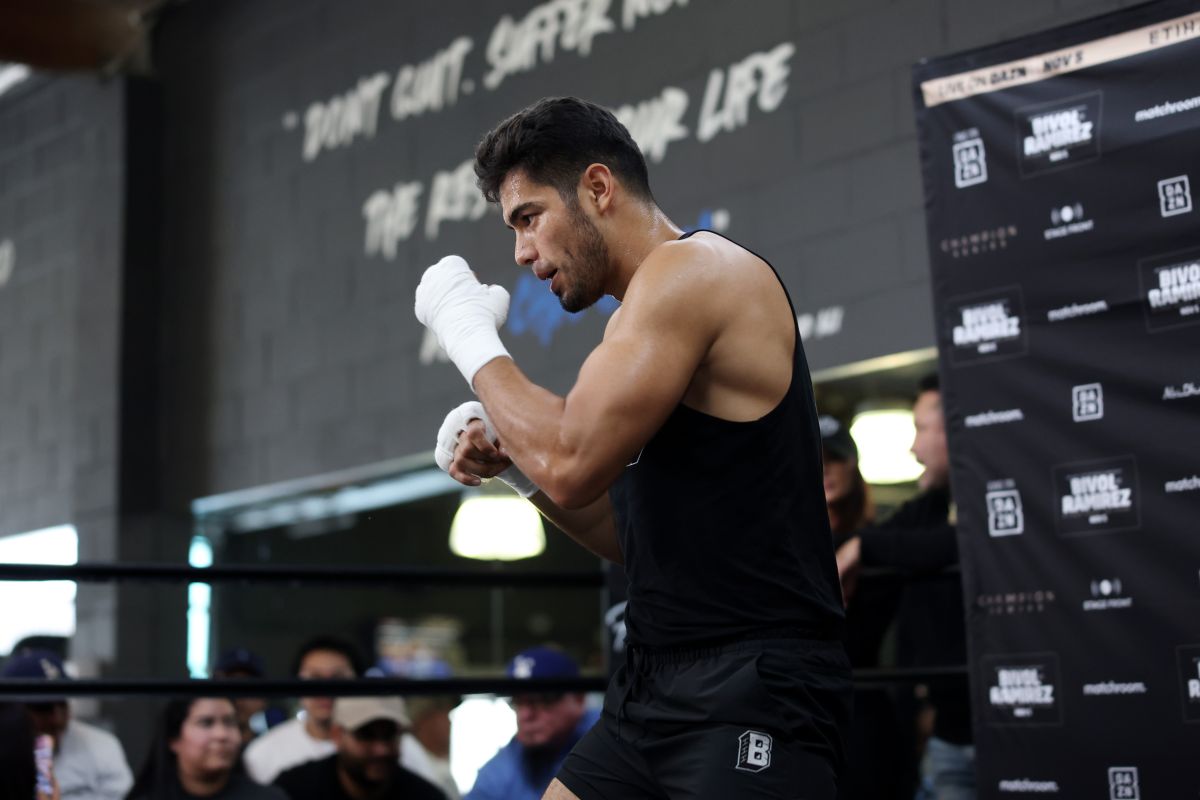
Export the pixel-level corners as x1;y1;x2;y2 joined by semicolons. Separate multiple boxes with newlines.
400;696;461;800
835;373;973;799
243;636;365;784
0;700;53;800
820;414;875;542
126;698;284;800
465;647;598;800
273;697;444;800
819;417;906;799
213;648;287;747
2;651;132;800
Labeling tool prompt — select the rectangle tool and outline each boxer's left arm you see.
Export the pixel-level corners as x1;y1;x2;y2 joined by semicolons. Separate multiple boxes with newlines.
448;417;623;563
473;246;722;509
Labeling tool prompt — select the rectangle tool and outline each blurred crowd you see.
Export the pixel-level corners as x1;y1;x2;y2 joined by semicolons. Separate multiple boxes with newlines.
0;373;970;800
0;642;593;800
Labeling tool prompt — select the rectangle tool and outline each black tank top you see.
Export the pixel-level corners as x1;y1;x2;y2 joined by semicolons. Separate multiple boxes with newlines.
609;230;844;650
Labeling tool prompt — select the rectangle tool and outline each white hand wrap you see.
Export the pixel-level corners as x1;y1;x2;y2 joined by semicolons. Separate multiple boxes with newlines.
435;401;539;498
414;255;511;390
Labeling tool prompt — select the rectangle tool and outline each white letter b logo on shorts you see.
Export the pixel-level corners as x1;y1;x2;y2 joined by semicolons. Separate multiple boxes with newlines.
735;730;773;772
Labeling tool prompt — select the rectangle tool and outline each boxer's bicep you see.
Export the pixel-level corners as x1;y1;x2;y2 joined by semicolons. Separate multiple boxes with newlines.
548;258;718;506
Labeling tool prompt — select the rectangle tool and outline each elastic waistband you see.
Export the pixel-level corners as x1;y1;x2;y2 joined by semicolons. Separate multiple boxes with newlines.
627;626;842;663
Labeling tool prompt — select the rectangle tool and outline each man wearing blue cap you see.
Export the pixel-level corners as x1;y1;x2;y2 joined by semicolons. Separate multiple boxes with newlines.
1;650;133;800
466;647;598;800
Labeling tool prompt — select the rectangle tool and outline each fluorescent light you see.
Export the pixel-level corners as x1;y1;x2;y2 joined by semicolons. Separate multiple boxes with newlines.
449;696;517;792
449;494;545;561
228;468;460;533
186;536;213;678
0;524;77;655
0;64;30;98
850;409;924;484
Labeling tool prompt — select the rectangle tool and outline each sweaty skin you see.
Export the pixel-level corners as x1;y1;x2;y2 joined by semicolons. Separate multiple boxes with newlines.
446;163;796;566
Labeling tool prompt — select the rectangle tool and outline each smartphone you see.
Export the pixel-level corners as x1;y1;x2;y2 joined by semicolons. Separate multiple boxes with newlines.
34;734;53;796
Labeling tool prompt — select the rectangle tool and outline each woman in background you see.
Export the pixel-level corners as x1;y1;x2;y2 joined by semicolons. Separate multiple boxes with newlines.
0;701;58;800
819;416;906;800
821;415;876;544
127;698;283;800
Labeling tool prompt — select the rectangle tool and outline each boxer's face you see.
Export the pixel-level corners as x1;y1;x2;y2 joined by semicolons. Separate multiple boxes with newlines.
501;168;610;313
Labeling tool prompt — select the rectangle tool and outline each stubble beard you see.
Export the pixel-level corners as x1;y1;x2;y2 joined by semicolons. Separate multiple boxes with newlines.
339;754;389;793
558;204;610;313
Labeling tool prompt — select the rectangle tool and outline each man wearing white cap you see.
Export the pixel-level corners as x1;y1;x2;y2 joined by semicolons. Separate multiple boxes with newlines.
273;697;446;800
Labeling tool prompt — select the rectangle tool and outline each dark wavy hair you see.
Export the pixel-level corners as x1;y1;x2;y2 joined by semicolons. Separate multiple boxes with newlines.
289;635;366;678
474;96;653;205
126;698;239;800
0;702;36;800
826;459;875;542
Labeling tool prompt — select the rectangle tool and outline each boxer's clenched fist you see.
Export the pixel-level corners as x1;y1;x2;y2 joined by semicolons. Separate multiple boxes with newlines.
435;401;539;497
414;255;511;389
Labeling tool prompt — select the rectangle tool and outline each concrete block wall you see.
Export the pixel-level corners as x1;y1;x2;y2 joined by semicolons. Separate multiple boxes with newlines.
0;0;1152;759
148;0;1142;504
0;77;123;540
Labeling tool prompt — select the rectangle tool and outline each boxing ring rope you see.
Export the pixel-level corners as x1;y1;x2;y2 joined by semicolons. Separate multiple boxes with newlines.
0;562;604;588
0;560;966;696
0;562;951;586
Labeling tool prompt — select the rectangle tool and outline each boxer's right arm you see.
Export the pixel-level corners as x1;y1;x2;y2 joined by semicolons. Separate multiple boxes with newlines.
527;490;621;564
450;419;622;564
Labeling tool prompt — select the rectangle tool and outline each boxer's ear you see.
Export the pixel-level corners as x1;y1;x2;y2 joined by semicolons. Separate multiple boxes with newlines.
579;164;615;213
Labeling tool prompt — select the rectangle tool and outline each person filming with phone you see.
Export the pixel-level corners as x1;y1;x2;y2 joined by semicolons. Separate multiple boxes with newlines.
1;651;132;800
0;701;60;800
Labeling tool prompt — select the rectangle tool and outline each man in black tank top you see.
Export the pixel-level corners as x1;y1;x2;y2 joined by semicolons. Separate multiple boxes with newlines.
415;97;851;800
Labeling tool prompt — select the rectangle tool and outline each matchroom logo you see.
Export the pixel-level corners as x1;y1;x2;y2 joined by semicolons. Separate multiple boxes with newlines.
1177;644;1200;723
952;128;987;188
982;653;1063;725
1138;246;1200;332
1016;91;1102;177
946;286;1027;366
1052;455;1140;536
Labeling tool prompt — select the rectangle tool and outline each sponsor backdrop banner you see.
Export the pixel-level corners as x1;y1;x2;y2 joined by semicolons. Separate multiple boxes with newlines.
914;1;1200;795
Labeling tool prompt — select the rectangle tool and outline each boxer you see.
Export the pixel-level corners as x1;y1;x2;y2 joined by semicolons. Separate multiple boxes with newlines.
417;97;849;800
